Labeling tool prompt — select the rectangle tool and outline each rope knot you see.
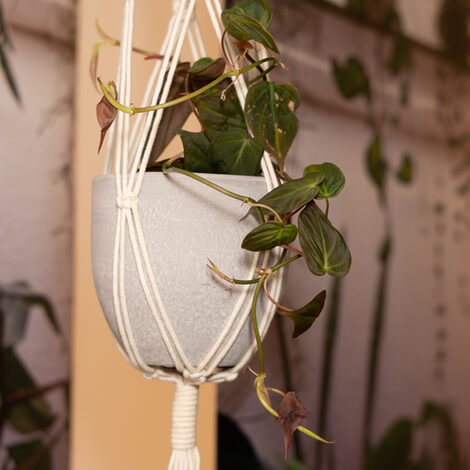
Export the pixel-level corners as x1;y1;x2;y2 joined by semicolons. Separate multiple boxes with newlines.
116;192;137;209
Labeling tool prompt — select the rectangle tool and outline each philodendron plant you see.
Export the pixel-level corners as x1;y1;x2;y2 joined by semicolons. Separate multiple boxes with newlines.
93;0;351;457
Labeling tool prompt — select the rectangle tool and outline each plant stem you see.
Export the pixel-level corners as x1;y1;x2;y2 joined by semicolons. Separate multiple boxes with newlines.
272;254;301;272
163;166;252;203
252;276;267;375
325;198;330;218
98;57;278;115
245;52;268;80
164;165;283;222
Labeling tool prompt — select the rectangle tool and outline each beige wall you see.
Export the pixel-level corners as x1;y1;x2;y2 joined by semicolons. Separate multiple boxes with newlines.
71;1;218;468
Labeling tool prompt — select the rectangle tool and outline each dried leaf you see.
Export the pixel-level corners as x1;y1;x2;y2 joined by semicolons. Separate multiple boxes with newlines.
278;392;308;458
232;38;254;52
96;82;117;153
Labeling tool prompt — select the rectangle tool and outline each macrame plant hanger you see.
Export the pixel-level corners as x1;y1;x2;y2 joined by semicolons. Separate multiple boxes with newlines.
102;0;283;468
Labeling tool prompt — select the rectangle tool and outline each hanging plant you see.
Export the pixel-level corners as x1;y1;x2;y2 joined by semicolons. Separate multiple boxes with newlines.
92;0;351;459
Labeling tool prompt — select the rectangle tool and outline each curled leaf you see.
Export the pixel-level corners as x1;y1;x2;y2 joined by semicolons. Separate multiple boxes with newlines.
96;81;117;153
285;290;326;338
278;392;308;458
304;162;345;199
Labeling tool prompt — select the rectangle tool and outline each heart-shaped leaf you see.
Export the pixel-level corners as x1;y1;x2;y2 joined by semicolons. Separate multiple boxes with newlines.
192;86;246;140
304;162;345;199
298;203;351;277
257;172;324;216
221;10;279;54
211;128;264;176
179;130;213;173
245;82;299;171
285;290;326;338
242;222;298;251
331;57;370;100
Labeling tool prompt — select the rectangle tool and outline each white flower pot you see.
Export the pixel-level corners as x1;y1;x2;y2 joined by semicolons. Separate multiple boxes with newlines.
91;172;274;368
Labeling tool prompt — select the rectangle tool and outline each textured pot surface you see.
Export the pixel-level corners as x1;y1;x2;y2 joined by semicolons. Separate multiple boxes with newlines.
92;172;272;368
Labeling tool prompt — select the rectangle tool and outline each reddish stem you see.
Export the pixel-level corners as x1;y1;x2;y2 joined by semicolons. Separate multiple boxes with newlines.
280;245;304;257
263;276;293;312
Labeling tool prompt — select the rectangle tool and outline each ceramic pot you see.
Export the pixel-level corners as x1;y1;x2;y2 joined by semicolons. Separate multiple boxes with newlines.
91;172;274;368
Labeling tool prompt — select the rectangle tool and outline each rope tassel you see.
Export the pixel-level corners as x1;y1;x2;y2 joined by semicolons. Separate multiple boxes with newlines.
168;382;201;470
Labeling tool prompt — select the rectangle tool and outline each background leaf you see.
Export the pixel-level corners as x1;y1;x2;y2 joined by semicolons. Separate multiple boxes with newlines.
285;290;326;338
304;162;345;199
8;440;52;470
331;57;370;100
245;82;300;171
298;202;351;277
365;419;413;470
4;348;55;433
367;133;387;191
396;153;413;184
211;128;264;175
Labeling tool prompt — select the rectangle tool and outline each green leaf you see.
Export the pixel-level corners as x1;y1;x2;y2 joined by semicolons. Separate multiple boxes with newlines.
257;172;324;216
221;9;279;54
8;440;52;470
227;0;272;28
367;133;387;190
304;162;345;199
331;57;370;100
298;203;351;277
211;128;264;175
242;222;298;252
179;130;213;173
192;87;246;140
4;348;55;433
245;82;300;171
285;290;326;338
396;153;413;184
365;419;413;470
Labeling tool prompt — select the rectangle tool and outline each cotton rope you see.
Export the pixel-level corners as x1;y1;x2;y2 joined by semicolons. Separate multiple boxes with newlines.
102;1;285;468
